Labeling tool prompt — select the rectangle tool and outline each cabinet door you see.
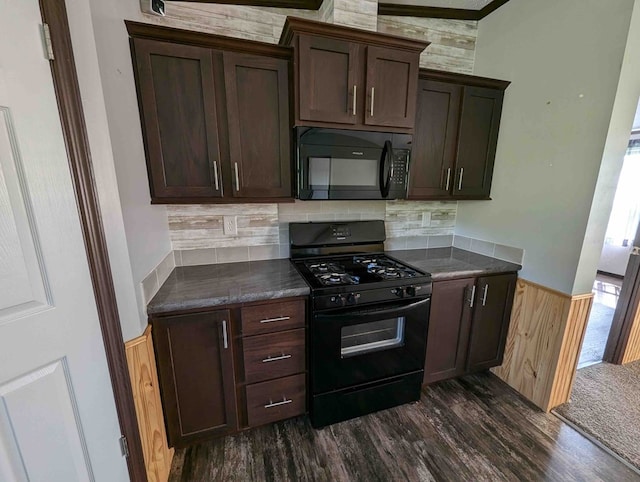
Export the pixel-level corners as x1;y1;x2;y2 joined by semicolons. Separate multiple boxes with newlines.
408;79;462;199
153;311;237;447
466;273;517;372
453;86;504;198
132;39;222;201
424;278;475;384
365;46;419;129
224;52;292;198
298;36;359;125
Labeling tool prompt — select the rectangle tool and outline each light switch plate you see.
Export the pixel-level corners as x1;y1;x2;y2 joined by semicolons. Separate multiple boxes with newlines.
223;216;237;236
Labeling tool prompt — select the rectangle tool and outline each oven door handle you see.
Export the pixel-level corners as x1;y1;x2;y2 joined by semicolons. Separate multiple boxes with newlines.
316;297;430;322
379;140;393;198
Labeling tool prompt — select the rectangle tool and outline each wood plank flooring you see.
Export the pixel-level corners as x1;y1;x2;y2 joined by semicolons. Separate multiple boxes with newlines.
169;373;640;481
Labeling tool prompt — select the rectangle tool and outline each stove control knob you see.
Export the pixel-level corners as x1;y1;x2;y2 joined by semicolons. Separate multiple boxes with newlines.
330;295;346;306
405;286;417;297
347;293;361;305
392;287;405;298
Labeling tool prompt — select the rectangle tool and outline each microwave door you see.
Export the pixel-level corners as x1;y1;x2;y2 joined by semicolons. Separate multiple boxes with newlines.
379;140;393;198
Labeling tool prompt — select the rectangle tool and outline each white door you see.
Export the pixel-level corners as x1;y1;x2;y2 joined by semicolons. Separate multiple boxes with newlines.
0;0;129;480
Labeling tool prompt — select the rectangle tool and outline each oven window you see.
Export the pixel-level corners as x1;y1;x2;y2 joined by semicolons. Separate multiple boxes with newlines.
309;157;379;187
341;317;405;357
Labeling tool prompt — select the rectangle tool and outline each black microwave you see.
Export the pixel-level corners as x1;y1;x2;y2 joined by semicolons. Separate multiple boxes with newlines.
296;128;411;200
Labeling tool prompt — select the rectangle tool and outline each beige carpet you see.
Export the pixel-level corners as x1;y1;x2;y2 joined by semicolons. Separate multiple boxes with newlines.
554;361;640;469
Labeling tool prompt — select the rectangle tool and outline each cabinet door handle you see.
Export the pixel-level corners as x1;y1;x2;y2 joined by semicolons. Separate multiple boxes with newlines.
469;285;476;308
458;167;464;191
259;316;290;324
222;320;228;349
445;168;452;191
482;285;489;306
265;398;292;409
234;162;240;192
262;354;292;363
370;87;375;117
352;85;357;116
213;161;220;191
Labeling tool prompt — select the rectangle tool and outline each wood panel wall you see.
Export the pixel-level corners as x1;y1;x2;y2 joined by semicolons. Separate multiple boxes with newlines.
125;326;174;482
492;279;593;412
621;301;640;364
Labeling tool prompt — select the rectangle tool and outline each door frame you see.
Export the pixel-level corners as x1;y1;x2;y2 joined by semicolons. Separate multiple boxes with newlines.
603;223;640;365
38;0;146;480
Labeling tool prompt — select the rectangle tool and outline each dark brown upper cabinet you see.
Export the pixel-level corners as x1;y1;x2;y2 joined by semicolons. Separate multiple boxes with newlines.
280;17;428;133
223;53;291;198
127;21;294;204
408;69;509;201
133;39;223;200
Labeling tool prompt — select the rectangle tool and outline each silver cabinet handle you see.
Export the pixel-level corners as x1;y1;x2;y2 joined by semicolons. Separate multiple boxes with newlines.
259;316;290;324
469;285;476;308
262;354;292;363
213;160;220;191
265;398;292;409
352;85;357;116
482;285;489;306
222;320;228;349
370;87;375;117
458;167;464;191
234;162;240;192
445;168;452;191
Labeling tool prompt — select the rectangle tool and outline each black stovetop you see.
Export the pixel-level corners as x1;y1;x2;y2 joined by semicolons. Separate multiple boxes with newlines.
293;253;429;291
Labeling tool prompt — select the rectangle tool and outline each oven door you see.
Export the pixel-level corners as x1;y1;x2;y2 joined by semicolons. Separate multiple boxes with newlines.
311;297;430;394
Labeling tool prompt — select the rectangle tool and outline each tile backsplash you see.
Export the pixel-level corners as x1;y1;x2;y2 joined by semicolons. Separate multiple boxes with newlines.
168;200;458;263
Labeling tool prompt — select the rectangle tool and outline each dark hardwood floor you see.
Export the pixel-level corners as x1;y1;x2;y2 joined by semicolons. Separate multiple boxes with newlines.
169;373;640;481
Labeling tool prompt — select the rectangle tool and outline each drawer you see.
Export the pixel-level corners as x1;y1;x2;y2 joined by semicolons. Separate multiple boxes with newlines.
245;374;306;427
241;299;305;336
243;329;305;383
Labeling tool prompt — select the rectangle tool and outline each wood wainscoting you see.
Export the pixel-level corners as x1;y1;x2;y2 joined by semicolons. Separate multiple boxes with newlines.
492;279;593;412
125;326;174;482
621;300;640;364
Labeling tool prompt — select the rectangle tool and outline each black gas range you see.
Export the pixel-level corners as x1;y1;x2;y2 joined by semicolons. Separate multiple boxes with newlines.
290;220;432;428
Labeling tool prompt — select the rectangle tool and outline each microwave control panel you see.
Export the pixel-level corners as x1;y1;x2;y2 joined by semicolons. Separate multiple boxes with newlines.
390;152;409;185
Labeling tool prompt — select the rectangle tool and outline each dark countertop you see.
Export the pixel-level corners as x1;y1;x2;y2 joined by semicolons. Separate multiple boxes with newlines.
389;247;521;281
147;247;521;315
147;259;310;315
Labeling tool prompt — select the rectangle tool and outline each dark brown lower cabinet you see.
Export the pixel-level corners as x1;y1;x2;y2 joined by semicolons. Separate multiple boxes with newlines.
466;274;517;371
424;273;517;384
424;278;474;384
152;297;307;447
153;310;237;447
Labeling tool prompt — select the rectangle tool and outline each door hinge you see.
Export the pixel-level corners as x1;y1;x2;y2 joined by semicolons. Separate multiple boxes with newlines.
119;436;129;458
632;246;640;256
41;23;54;61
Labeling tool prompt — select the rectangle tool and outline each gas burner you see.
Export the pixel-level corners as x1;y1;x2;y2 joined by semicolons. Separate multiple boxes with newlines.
368;264;419;280
318;272;360;286
353;255;384;266
306;262;345;275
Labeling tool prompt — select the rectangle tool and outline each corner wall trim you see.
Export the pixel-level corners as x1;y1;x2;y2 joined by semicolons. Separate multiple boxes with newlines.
38;0;147;480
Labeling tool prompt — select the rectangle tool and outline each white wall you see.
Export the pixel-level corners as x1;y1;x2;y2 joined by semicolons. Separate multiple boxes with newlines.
573;0;640;293
65;0;146;341
455;0;636;295
599;244;632;276
85;0;174;339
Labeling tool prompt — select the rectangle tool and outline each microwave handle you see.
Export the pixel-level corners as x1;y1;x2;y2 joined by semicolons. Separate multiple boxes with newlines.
379;140;393;198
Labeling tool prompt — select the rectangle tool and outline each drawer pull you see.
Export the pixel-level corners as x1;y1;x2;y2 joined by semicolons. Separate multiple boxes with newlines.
259;316;290;324
265;397;293;409
262;354;292;363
